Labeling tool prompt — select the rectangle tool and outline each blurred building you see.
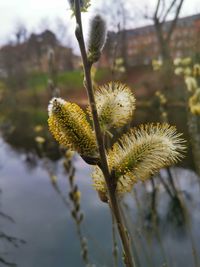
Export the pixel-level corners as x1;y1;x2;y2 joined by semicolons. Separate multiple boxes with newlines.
100;13;200;67
0;30;79;78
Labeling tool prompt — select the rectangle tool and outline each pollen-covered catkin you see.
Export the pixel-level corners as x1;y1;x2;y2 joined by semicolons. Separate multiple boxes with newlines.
92;123;186;195
89;82;135;130
48;97;97;157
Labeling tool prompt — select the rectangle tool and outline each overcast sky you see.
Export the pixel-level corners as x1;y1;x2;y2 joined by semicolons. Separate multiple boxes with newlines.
0;0;200;48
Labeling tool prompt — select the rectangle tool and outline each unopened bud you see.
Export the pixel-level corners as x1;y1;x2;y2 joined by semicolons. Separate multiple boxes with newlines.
87;15;107;64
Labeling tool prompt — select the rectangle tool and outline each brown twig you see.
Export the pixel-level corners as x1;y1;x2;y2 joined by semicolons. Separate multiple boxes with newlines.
74;1;135;266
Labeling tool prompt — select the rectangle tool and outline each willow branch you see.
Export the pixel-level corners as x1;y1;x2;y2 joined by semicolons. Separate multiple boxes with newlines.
74;1;135;266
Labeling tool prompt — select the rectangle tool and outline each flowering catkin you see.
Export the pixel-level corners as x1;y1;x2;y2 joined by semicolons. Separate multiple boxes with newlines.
185;77;198;92
92;123;186;195
189;89;200;115
90;82;135;130
48;97;97;157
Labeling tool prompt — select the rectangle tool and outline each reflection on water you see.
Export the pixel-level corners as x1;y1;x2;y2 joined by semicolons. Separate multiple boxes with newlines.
0;101;200;266
0;107;61;161
0;135;200;267
0;137;113;267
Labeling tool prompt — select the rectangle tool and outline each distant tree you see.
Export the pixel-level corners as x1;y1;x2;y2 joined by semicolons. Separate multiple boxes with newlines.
151;0;184;63
96;0;136;68
0;43;27;89
14;22;28;44
144;0;185;93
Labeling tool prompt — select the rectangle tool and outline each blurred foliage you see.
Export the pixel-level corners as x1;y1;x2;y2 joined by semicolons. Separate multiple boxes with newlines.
3;68;110;93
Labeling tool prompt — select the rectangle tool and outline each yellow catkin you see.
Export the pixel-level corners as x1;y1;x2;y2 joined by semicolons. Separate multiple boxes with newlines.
189;89;200;115
48;98;97;157
92;123;186;195
193;64;200;77
89;82;135;130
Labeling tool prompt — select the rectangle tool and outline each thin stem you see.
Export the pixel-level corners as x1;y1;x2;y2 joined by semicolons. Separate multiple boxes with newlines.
74;1;135;266
158;172;174;199
111;213;118;267
166;168;178;196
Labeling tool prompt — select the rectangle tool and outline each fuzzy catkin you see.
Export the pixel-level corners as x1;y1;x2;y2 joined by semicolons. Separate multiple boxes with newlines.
89;82;135;130
48;98;97;157
87;15;107;63
92;123;186;195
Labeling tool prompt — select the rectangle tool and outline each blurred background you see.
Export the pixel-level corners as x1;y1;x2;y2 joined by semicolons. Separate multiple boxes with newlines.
0;0;200;266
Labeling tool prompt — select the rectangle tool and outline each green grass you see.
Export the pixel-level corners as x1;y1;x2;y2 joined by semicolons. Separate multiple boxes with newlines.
58;70;83;89
26;70;84;92
27;108;48;125
26;68;109;92
27;72;48;92
95;68;109;81
0;80;6;90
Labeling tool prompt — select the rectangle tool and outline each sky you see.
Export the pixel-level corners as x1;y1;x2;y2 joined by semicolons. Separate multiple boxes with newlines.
0;0;200;48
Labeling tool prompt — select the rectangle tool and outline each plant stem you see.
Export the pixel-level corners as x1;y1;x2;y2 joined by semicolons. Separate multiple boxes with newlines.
111;213;118;267
74;1;135;266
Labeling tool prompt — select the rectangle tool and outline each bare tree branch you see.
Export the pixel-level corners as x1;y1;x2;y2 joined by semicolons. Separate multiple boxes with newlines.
152;0;185;64
154;0;162;20
162;0;177;22
0;257;16;267
0;232;26;248
159;0;167;21
166;0;184;41
0;212;15;223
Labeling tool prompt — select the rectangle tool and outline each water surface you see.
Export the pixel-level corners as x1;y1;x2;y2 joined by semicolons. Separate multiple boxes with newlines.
0;136;200;267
